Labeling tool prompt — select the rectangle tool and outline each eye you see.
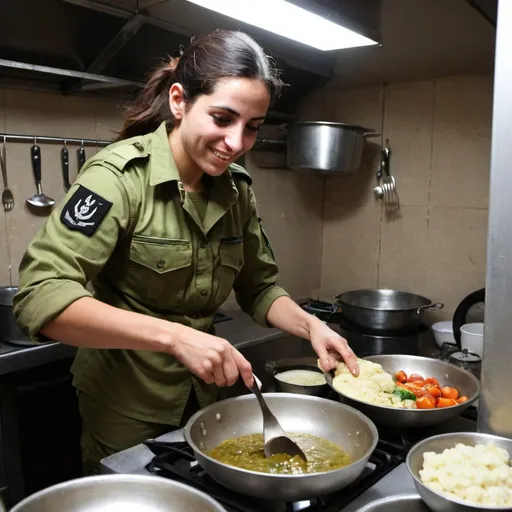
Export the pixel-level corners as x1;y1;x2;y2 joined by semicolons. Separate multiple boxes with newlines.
245;124;261;133
211;114;231;126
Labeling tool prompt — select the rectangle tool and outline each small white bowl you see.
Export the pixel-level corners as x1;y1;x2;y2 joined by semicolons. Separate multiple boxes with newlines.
431;321;455;348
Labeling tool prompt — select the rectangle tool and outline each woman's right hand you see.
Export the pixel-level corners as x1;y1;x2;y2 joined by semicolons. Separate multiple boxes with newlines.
171;325;254;388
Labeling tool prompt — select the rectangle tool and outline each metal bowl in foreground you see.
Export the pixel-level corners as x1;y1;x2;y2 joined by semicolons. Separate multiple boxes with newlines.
326;354;480;428
407;431;512;512
8;474;227;512
357;494;431;511
185;393;378;502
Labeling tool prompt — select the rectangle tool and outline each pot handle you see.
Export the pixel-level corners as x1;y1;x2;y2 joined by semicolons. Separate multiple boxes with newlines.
363;131;382;138
417;303;444;314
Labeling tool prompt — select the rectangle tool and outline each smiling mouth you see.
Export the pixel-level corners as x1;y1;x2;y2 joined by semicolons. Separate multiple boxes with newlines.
210;148;235;162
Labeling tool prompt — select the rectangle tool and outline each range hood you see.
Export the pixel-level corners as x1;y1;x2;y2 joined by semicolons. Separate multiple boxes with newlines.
0;0;382;118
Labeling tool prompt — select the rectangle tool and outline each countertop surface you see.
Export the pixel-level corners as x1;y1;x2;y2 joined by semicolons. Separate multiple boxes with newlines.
0;308;286;375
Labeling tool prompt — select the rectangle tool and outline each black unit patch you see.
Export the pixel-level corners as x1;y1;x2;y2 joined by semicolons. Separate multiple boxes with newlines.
60;185;113;236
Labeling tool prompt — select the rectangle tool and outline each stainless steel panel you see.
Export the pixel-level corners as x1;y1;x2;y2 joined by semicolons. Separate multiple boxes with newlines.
479;0;512;436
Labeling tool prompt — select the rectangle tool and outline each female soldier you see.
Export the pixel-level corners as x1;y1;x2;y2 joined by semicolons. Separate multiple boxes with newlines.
13;29;359;475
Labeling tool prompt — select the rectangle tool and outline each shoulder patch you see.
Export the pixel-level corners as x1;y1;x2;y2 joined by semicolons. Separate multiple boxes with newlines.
61;185;113;237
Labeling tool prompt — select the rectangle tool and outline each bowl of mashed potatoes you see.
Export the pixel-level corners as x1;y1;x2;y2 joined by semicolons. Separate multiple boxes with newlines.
407;431;512;511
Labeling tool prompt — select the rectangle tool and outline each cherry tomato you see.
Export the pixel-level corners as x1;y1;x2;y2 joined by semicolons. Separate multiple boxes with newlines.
404;382;425;397
395;381;407;389
436;398;458;408
425;385;442;398
411;380;426;388
441;386;459;400
425;377;440;387
456;396;469;404
394;370;407;383
407;373;425;384
416;395;436;409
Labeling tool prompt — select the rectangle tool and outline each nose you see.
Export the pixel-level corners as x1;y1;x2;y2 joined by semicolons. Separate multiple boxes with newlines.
224;125;244;154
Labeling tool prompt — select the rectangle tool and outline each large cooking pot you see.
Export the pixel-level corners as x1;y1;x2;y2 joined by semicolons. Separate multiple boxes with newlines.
335;289;443;332
184;393;378;502
325;354;480;428
286;121;380;175
5;474;227;511
0;286;26;343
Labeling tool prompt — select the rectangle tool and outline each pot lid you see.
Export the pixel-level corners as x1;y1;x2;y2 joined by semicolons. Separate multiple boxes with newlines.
291;121;375;132
449;349;482;364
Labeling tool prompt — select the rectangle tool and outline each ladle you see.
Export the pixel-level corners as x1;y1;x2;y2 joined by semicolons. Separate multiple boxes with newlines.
248;374;307;462
26;137;55;208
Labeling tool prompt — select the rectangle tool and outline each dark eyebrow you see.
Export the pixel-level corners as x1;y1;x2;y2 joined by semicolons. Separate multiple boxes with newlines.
210;105;266;122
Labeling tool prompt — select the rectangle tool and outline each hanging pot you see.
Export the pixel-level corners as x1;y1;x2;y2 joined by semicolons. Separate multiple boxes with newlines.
286;121;381;175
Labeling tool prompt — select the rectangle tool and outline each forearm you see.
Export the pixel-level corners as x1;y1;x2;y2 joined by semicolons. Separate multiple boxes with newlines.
41;296;180;353
266;295;321;339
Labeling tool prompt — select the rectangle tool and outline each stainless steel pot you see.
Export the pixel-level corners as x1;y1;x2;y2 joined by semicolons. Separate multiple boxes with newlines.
358;494;431;511
335;289;443;332
265;357;329;397
407;432;512;511
0;286;27;343
6;474;227;511
325;355;480;428
184;393;378;502
286;121;380;175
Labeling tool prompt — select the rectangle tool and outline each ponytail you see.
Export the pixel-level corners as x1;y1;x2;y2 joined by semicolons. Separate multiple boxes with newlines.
115;57;179;141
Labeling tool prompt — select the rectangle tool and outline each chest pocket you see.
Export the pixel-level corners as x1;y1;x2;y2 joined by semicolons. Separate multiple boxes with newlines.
217;237;244;303
127;235;193;308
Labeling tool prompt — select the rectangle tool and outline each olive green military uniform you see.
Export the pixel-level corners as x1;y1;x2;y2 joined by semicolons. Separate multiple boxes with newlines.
13;121;288;474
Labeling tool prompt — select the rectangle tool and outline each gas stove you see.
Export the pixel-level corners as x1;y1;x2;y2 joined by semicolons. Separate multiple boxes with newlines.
144;439;402;512
142;403;478;512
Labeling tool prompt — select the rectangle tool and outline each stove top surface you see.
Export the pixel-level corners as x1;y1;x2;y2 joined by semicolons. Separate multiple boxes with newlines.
142;407;478;512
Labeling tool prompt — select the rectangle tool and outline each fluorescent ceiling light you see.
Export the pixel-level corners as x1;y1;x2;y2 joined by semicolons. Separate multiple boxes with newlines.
185;0;378;51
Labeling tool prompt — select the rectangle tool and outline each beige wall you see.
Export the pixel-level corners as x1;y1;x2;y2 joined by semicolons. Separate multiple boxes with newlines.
0;87;324;303
310;74;493;320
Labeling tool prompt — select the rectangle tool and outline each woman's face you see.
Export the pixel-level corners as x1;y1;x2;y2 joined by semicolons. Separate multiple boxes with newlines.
170;77;271;176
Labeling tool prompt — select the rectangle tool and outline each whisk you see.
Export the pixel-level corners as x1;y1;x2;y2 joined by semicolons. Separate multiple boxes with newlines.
374;140;399;212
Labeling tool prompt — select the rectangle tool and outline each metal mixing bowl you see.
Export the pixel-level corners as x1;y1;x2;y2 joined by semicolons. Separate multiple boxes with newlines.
7;474;227;512
407;431;512;511
325;354;480;427
184;393;379;502
357;494;431;511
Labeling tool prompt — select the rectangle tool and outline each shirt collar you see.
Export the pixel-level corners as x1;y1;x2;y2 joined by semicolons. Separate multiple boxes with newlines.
148;121;239;205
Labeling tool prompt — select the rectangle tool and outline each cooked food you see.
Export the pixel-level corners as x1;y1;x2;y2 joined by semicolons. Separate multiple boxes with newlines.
275;369;326;386
420;442;512;507
207;433;350;474
331;359;466;409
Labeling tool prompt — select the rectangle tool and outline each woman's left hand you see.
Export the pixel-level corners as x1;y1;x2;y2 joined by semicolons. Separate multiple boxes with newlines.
309;320;359;376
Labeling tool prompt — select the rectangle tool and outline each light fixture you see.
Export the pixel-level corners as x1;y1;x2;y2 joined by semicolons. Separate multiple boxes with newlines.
185;0;378;51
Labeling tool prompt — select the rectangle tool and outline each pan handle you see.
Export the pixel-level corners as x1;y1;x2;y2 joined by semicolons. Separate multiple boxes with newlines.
363;131;382;138
417;303;444;314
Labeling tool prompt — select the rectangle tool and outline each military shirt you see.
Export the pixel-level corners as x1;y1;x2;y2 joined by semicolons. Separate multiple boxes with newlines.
13;121;288;425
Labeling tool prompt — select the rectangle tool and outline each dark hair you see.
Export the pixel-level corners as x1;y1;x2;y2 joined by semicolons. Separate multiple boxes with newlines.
116;30;285;141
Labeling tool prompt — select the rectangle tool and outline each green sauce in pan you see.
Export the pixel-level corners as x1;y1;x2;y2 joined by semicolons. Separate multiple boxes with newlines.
207;433;351;475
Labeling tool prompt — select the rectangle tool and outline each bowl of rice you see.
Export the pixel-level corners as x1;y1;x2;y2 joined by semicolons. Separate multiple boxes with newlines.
266;358;329;397
406;431;512;511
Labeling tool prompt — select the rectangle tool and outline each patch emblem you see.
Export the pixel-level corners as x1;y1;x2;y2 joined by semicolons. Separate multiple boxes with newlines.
60;185;113;236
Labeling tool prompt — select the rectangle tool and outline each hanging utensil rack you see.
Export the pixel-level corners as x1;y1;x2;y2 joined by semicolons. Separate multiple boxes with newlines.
0;133;286;150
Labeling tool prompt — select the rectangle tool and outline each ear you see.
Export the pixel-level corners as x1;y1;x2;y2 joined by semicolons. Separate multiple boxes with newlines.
169;83;186;120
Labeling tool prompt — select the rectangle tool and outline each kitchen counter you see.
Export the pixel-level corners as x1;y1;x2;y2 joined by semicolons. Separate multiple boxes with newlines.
0;308;286;376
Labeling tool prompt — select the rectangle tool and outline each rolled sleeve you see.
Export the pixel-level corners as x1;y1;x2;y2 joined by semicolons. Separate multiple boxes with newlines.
233;189;289;327
13;165;134;343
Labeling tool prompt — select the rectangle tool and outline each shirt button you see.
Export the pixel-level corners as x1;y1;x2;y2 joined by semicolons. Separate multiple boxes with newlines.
134;142;144;151
200;241;208;249
200;290;208;297
156;259;165;269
